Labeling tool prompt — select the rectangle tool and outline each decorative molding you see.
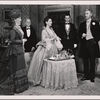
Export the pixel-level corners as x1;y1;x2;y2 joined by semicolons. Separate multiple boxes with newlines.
1;8;12;22
44;5;74;22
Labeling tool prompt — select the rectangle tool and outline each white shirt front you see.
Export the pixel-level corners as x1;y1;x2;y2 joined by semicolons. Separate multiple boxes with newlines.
86;19;93;40
65;23;70;39
26;27;31;37
65;24;70;31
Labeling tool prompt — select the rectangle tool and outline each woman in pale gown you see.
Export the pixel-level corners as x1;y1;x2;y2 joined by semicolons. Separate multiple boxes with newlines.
28;16;62;86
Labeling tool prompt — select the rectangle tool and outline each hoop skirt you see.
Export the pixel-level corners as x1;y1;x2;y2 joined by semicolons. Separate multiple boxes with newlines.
28;41;58;86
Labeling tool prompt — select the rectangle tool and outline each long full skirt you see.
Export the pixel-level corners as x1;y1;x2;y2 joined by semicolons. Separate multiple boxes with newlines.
0;53;29;95
28;42;58;86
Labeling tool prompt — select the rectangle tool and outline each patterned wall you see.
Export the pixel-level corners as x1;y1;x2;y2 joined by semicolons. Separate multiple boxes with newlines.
0;5;18;37
30;5;39;41
21;5;30;27
38;5;45;41
0;5;97;40
0;5;30;38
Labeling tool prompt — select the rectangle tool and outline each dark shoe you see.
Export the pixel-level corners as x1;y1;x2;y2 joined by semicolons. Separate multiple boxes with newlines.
90;79;95;83
81;77;89;81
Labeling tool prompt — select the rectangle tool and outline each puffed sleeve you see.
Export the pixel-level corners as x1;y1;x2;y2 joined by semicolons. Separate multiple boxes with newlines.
10;30;23;44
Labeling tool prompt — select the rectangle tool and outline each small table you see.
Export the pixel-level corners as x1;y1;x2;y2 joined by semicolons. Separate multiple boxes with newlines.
41;59;78;90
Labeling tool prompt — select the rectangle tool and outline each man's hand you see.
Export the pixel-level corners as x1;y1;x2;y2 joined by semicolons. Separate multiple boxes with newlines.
31;47;35;52
82;33;87;38
74;44;77;48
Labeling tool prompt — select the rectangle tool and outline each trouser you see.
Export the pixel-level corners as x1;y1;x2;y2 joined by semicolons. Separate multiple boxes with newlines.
83;39;96;80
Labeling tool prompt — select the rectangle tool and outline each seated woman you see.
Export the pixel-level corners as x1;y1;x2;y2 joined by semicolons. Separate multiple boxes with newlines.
28;16;63;86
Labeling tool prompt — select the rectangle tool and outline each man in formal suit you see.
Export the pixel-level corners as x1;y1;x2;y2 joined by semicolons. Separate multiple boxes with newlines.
59;14;78;54
22;18;37;52
78;9;100;83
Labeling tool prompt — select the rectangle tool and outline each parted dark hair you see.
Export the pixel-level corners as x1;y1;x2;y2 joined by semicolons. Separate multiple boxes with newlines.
64;14;71;18
10;9;21;20
85;9;93;13
43;16;51;27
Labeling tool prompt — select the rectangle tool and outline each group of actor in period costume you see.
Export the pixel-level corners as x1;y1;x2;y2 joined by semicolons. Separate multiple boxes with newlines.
0;8;100;95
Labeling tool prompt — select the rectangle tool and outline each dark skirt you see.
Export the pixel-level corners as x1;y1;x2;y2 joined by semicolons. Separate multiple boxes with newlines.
0;45;29;95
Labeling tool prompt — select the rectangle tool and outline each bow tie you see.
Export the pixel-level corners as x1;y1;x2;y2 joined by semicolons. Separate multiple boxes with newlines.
65;23;70;25
26;27;30;30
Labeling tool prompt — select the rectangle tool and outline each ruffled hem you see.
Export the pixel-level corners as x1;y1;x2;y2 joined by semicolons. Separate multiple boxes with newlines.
0;68;29;95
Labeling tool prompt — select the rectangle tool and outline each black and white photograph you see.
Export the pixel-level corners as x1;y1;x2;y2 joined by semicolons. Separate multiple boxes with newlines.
0;1;100;98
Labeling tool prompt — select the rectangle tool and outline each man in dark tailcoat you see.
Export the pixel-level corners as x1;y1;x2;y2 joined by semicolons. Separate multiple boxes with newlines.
22;18;37;52
78;9;100;83
58;14;78;54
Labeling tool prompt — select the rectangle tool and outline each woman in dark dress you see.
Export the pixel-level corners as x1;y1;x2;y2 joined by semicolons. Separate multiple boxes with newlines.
0;9;29;95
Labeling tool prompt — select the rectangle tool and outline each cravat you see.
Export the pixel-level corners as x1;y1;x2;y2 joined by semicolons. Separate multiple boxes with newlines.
86;20;90;30
86;20;93;40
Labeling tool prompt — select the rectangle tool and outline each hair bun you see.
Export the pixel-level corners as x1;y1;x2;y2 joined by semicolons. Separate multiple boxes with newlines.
10;9;21;19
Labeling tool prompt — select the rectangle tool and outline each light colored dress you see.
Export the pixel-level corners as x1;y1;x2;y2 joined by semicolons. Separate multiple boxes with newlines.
28;27;60;86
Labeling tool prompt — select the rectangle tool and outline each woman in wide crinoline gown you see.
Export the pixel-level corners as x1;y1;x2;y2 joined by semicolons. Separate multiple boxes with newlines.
28;16;63;86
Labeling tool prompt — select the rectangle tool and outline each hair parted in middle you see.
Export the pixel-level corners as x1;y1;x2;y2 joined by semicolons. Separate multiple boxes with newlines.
43;16;51;27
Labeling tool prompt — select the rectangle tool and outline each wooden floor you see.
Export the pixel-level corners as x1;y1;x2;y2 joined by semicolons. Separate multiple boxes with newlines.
16;75;100;95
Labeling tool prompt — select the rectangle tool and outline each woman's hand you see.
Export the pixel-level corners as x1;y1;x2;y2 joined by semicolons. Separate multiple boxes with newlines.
57;36;61;41
23;38;27;42
23;38;27;45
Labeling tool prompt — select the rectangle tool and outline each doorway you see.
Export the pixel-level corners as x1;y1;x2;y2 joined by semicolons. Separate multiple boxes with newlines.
44;5;74;36
48;11;70;36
